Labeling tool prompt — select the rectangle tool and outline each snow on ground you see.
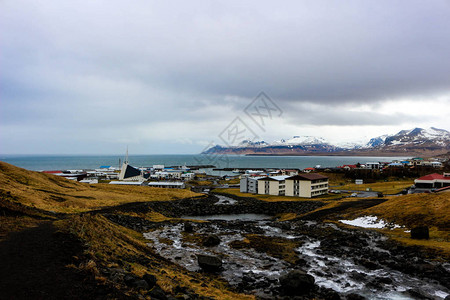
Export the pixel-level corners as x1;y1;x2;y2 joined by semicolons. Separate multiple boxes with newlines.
339;216;401;229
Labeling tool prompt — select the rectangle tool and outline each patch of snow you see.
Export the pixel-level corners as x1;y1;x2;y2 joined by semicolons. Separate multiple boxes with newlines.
339;216;401;229
435;290;449;299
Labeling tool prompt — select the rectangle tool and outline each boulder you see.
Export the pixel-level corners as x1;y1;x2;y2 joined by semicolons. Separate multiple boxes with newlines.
184;223;193;233
197;254;222;272
202;235;221;247
148;285;167;300
132;279;149;290
279;270;315;295
411;226;429;239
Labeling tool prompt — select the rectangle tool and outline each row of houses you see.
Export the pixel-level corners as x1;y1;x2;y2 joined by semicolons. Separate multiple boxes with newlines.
338;158;443;171
240;173;329;198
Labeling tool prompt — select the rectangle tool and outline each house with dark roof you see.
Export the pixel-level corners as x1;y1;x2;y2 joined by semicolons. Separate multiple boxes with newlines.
285;173;329;198
414;173;450;189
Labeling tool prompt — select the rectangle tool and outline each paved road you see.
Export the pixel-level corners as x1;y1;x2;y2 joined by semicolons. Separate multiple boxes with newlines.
333;190;380;198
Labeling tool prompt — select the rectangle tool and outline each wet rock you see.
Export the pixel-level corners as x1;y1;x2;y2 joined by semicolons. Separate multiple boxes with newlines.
358;258;380;270
202;235;221;247
346;293;366;300
197;254;222;272
411;226;429;239
143;273;157;289
377;277;393;285
293;257;308;266
320;288;341;300
403;288;433;299
279;270;316;296
349;271;366;281
132;279;149;290
184;223;194;233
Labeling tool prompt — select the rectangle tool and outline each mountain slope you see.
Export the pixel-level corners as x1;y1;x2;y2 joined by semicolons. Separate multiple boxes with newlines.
203;127;450;156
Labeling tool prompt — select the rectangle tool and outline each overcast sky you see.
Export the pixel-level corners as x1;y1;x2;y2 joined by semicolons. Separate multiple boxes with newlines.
1;0;450;154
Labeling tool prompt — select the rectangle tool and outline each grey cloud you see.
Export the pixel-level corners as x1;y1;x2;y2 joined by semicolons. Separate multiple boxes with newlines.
282;103;429;126
1;0;450;154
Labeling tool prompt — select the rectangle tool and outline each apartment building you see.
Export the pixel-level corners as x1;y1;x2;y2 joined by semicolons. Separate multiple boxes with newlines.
285;173;329;198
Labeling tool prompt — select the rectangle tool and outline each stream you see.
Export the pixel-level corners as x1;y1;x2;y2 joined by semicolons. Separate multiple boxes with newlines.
141;195;450;299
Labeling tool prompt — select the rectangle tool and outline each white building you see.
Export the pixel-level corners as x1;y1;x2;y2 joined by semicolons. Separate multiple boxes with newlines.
257;175;289;196
148;182;186;189
285;174;329;198
240;176;264;193
365;162;381;170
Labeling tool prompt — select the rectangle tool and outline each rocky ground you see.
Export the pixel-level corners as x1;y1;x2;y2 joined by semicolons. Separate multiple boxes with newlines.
104;193;450;300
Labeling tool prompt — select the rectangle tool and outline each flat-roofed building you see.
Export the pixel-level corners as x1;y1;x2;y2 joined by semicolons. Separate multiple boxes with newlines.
285;173;328;198
240;176;264;193
148;182;185;189
257;175;289;196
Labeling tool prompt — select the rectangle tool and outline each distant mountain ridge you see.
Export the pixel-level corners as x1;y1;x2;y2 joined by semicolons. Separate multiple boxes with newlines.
203;127;450;156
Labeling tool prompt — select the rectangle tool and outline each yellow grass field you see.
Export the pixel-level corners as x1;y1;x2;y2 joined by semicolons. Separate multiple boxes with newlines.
0;162;202;213
333;180;413;194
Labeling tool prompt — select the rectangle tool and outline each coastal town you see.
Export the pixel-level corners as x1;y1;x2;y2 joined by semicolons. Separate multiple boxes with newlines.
2;1;450;299
39;155;450;199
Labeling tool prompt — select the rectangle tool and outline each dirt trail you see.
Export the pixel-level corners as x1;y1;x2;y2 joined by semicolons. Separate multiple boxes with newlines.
0;221;103;300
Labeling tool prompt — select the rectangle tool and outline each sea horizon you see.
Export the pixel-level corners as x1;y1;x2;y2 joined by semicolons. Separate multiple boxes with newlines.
1;154;409;172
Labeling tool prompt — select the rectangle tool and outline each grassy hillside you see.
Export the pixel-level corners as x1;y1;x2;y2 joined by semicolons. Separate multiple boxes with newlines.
56;214;253;300
0;161;201;214
362;193;449;229
343;193;450;256
0;162;252;299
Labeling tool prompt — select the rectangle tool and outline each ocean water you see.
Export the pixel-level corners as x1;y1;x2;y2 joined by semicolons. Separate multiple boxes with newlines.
0;154;407;171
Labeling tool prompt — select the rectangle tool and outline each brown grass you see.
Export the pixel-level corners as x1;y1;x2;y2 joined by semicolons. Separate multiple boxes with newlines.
343;193;450;256
361;193;450;229
0;161;202;213
56;214;254;299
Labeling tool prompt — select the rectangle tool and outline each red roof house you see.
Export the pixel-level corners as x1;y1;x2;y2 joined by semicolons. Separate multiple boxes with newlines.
414;173;450;189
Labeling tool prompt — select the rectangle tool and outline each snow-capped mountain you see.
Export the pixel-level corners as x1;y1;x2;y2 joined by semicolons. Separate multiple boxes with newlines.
367;127;450;148
272;136;329;146
202;127;450;156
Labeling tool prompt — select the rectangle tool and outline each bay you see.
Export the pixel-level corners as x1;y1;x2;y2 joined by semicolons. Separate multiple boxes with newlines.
0;154;407;172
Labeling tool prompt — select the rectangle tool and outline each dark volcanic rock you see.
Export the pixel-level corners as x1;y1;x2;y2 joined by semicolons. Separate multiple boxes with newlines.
197;254;222;272
279;270;316;295
403;288;433;299
411;226;429;239
184;222;194;233
202;235;221;247
132;279;149;290
148;285;168;300
143;273;157;289
346;293;366;300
